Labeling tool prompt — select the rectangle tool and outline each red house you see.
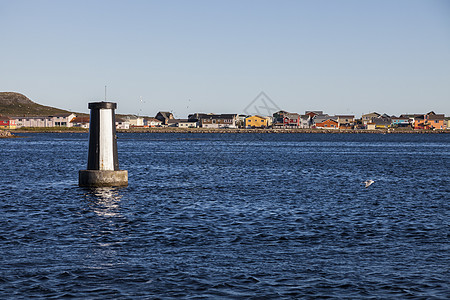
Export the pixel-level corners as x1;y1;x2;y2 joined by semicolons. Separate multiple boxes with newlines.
283;113;300;127
0;116;16;129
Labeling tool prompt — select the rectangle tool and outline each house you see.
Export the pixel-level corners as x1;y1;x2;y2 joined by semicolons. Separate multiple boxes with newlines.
426;113;446;130
299;115;312;128
315;118;339;129
362;112;381;125
123;115;144;127
400;114;423;126
0;116;16;129
236;115;247;128
51;113;76;127
366;123;376;130
144;118;162;127
372;118;391;129
245;115;269;128
115;117;130;129
12;113;76;128
283;113;300;127
311;114;330;128
13;116;49;127
196;114;238;128
414;112;446;130
335;115;355;129
188;113;207;122
167;119;182;127
305;111;323;119
70;116;90;128
391;116;411;128
362;113;392;129
167;119;198;128
179;120;198;128
446;118;450;130
272;110;289;127
155;111;174;125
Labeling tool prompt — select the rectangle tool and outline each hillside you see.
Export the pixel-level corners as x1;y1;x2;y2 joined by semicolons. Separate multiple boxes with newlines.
0;92;72;116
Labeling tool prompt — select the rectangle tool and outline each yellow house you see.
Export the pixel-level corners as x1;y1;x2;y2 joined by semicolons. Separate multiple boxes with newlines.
245;115;269;128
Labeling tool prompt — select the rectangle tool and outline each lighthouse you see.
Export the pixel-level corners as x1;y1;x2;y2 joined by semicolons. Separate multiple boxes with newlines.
79;102;128;187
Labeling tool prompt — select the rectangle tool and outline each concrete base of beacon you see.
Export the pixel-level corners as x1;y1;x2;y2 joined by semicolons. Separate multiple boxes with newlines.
79;170;128;187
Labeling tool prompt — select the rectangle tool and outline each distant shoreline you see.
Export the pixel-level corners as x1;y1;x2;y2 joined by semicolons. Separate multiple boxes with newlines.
8;127;450;134
118;128;450;134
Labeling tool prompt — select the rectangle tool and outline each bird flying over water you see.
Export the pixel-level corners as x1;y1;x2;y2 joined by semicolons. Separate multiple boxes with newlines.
364;180;375;188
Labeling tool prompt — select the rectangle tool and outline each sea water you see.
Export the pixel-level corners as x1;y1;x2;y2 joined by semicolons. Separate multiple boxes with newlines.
0;132;448;298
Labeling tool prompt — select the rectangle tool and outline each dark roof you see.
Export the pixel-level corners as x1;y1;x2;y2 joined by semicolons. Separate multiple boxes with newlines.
313;115;330;123
189;113;210;120
274;110;289;114
400;114;423;118
145;118;162;122
316;118;338;124
198;114;237;120
372;118;391;125
362;112;381;117
305;111;323;115
284;113;299;119
427;114;445;120
335;115;355;118
168;119;190;124
156;112;173;119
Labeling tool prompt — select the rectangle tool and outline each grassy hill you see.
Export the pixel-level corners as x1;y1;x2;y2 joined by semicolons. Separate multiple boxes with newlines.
0;92;72;116
0;92;147;119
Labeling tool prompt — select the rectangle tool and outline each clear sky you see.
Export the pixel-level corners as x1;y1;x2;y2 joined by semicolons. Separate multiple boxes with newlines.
1;0;449;118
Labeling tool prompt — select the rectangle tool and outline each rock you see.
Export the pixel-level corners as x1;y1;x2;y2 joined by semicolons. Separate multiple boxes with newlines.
0;130;13;137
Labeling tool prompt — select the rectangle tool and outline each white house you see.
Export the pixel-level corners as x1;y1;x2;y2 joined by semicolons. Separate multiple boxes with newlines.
179;120;198;128
12;113;76;128
123;115;144;127
115;117;130;129
144;118;162;127
167;119;198;128
299;115;312;128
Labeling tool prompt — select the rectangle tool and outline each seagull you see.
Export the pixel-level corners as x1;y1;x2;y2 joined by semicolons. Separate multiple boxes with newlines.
364;180;375;188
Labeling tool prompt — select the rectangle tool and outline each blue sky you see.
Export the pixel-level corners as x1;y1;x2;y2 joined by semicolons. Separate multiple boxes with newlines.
1;0;449;117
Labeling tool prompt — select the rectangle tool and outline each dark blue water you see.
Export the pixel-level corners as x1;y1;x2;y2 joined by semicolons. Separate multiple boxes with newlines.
1;133;449;299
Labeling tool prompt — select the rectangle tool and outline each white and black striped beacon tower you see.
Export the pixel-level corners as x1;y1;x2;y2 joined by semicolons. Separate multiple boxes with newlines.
79;102;128;187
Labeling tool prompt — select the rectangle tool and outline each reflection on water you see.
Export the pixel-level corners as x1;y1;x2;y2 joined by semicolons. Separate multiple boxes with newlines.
81;187;129;265
83;187;124;218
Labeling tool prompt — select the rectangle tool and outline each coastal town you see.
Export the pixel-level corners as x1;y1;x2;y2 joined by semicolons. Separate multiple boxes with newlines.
0;109;449;131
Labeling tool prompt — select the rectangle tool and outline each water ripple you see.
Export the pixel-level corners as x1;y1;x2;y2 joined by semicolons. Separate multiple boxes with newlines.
0;133;448;298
